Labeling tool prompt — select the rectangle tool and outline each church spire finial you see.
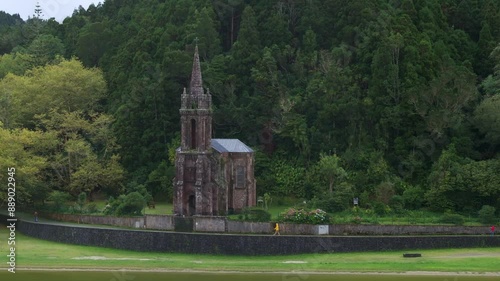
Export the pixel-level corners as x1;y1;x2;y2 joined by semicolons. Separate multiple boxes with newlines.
190;39;203;90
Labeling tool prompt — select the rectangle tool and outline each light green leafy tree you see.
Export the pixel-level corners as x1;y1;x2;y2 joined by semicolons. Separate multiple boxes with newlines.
317;153;347;194
37;110;124;198
0;52;35;78
0;58;106;129
0;124;50;205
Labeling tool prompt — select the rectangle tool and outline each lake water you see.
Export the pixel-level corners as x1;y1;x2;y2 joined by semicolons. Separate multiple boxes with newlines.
1;271;498;281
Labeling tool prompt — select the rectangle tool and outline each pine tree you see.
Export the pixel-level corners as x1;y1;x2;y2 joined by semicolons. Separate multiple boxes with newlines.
230;6;260;82
475;22;495;78
34;2;43;19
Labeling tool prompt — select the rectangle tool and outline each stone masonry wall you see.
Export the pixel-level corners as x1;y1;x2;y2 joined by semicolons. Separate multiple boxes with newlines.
193;216;226;232
144;215;174;231
41;213;494;235
329;224;492;236
227;220;271;234
44;213;144;228
5;215;498;256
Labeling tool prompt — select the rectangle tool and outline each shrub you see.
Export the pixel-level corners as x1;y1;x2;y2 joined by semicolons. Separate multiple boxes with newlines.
86;203;98;214
279;208;329;224
105;192;146;216
67;205;81;214
439;212;465;225
115;192;146;216
47;191;72;212
478;205;496;224
103;196;117;215
241;208;272;222
389;195;404;214
77;192;87;209
125;181;153;204
358;191;371;209
309;193;349;213
373;201;389;216
280;208;309;224
402;185;424;209
308;209;329;224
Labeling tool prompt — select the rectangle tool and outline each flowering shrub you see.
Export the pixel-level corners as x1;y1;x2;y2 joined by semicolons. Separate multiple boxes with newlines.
279;208;329;224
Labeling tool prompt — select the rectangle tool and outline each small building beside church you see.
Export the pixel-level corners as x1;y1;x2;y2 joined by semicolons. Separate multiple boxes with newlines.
173;46;256;216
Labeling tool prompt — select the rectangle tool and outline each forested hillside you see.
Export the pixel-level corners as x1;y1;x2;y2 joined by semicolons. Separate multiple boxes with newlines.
0;0;499;215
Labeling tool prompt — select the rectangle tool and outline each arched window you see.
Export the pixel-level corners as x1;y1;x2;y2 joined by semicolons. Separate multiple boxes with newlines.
190;119;196;149
236;165;245;188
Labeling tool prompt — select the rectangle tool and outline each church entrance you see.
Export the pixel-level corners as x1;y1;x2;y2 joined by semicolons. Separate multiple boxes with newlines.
188;195;196;216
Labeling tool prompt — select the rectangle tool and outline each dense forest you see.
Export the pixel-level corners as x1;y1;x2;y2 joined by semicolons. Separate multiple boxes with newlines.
0;0;499;216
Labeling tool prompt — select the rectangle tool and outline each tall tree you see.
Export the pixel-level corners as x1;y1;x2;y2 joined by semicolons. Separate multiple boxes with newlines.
25;34;65;66
474;95;500;147
76;21;111;67
188;7;221;60
0;58;106;129
475;22;496;78
317;154;347;194
0;125;49;205
230;6;260;84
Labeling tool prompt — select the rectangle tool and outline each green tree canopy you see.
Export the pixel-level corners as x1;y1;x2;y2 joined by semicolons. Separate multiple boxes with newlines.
0;58;106;128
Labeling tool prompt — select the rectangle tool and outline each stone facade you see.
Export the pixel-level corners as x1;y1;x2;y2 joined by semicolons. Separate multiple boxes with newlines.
173;46;256;216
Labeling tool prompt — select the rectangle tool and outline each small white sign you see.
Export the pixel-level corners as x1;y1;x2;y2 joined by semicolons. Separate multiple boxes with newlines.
318;225;329;235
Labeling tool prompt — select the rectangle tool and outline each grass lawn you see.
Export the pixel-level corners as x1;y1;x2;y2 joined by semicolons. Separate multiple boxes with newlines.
1;225;499;273
143;202;173;215
265;205;287;219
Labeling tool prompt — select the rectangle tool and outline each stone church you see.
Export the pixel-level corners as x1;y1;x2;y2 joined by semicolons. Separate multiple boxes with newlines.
173;46;256;216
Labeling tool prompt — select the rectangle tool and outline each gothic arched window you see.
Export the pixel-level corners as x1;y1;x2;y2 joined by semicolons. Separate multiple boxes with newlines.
191;119;197;149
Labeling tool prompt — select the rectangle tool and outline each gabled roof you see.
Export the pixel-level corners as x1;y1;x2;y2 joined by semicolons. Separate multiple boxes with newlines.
211;139;253;153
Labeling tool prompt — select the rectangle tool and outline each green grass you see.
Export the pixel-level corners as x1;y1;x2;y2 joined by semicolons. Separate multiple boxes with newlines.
1;225;499;273
1;273;498;281
263;204;286;220
144;202;173;215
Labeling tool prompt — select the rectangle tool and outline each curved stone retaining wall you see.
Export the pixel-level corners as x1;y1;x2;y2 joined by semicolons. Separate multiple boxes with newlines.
44;213;175;230
41;213;493;235
45;213;146;229
328;224;492;235
2;214;499;256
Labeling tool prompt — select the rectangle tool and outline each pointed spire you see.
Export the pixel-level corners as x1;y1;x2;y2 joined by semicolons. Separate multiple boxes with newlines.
190;43;203;90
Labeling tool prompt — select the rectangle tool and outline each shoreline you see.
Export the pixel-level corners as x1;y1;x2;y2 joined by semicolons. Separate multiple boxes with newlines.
9;267;500;276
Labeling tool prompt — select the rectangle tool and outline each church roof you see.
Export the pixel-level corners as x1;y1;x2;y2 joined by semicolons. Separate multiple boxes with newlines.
211;139;253;153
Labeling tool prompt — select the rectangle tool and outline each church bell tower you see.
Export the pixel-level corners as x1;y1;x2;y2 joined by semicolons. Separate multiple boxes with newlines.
173;45;213;216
